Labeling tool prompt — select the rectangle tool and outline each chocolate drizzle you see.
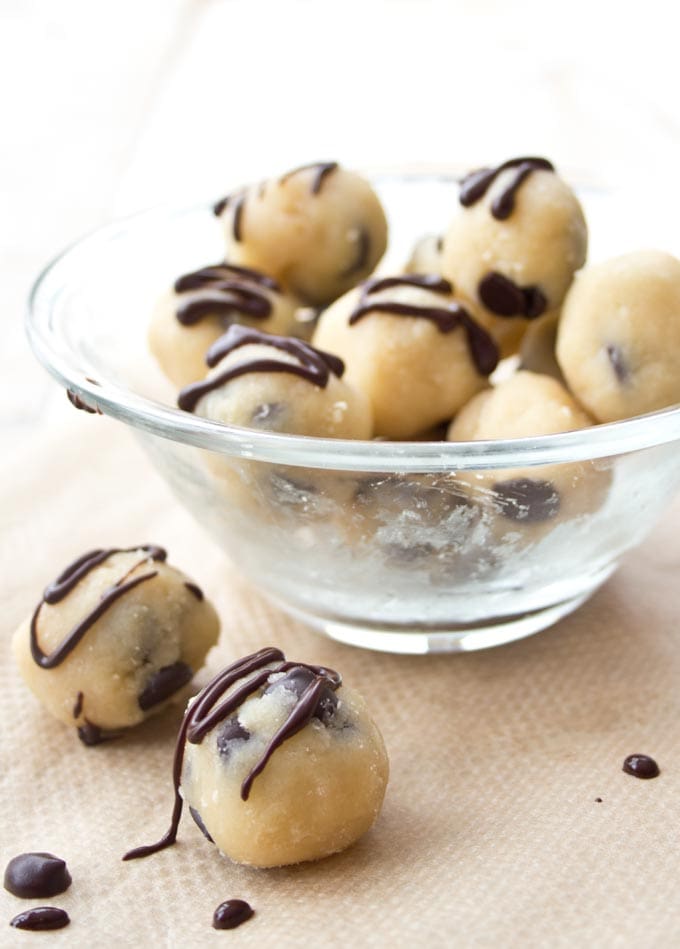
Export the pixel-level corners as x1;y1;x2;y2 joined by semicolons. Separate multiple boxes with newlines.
622;754;660;779
348;275;498;376
213;899;254;930
30;546;167;669
459;156;555;219
10;907;70;931
478;271;547;319
122;647;341;862
177;325;345;413
173;263;279;327
184;581;204;601
212;193;246;241
67;389;101;414
73;691;84;718
279;161;338;194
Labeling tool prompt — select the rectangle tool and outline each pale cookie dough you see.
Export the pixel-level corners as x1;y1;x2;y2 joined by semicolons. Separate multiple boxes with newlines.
149;263;302;388
13;546;219;744
178;324;372;439
124;647;389;868
519;311;564;382
404;234;444;275
441;157;587;357
215;162;388;306
556;250;680;422
448;371;610;533
313;274;498;439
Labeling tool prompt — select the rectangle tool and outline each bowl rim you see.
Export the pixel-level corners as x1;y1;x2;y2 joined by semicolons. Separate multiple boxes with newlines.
25;172;680;473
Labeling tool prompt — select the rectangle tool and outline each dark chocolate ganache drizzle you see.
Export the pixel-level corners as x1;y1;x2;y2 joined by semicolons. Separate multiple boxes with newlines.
10;907;70;931
177;324;345;413
30;545;167;669
348;274;499;376
173;263;280;327
478;271;547;319
279;161;339;194
622;754;660;779
67;389;102;414
4;853;72;899
123;647;342;861
459;156;555;219
213;899;255;931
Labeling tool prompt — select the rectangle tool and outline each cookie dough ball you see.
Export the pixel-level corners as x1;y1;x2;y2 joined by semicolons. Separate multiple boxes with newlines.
215;162;388;306
519;311;564;382
12;546;219;744
313;274;498;439
442;157;587;357
178;324;372;439
149;263;302;388
448;371;609;531
125;647;389;867
404;234;444;275
556;250;680;422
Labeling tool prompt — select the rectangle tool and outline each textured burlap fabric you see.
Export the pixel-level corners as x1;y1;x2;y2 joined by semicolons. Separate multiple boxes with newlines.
2;415;680;947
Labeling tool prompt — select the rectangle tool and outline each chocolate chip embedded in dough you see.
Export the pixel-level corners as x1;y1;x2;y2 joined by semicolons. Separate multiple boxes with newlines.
216;718;251;759
138;662;193;711
493;478;561;523
265;667;338;722
77;721;106;746
606;344;630;384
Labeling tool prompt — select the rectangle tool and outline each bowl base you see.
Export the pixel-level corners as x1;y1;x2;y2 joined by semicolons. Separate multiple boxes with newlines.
276;586;605;655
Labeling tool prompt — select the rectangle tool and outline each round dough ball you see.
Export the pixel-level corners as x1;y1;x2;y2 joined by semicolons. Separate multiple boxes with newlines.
215;162;388;306
12;546;219;743
441;157;587;357
556;250;680;422
178;649;389;867
404;234;444;275
519;311;564;382
149;263;302;388
178;324;372;439
447;371;610;533
313;274;498;439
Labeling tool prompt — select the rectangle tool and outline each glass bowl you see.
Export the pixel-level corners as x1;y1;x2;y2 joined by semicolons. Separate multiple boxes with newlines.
26;171;680;654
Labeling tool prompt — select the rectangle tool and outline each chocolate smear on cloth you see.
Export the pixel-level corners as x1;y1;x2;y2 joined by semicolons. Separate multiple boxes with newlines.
123;647;341;861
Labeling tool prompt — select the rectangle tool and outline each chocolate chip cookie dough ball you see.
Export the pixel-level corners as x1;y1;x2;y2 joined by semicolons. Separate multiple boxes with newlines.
313;274;498;439
149;263;302;388
215;162;388;306
448;371;609;530
556;250;680;422
178;324;372;439
441;157;587;356
12;546;219;745
404;234;444;275
124;647;389;867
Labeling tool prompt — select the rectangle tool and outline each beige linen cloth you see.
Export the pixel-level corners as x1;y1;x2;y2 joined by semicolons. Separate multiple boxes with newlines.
2;415;680;947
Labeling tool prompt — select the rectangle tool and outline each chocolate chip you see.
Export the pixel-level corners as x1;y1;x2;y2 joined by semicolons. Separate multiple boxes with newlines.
4;853;72;899
493;478;561;523
479;271;546;319
77;721;105;746
606;344;630;384
216;718;250;758
138;662;193;711
212;899;254;930
622;754;660;779
189;807;214;844
523;285;547;319
251;401;286;426
10;907;70;931
265;667;338;722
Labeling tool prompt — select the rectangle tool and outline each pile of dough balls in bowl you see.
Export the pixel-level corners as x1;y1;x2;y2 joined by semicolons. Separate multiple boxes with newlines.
27;159;680;654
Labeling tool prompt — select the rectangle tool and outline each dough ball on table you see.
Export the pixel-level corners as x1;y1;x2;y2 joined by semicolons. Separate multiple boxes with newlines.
448;371;610;540
556;250;680;422
12;546;219;745
123;647;389;867
214;162;388;306
313;274;498;439
441;157;587;357
149;263;302;388
404;234;444;275
519;311;564;383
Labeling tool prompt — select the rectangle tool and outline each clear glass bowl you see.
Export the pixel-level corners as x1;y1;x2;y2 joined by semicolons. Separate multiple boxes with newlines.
26;172;680;653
